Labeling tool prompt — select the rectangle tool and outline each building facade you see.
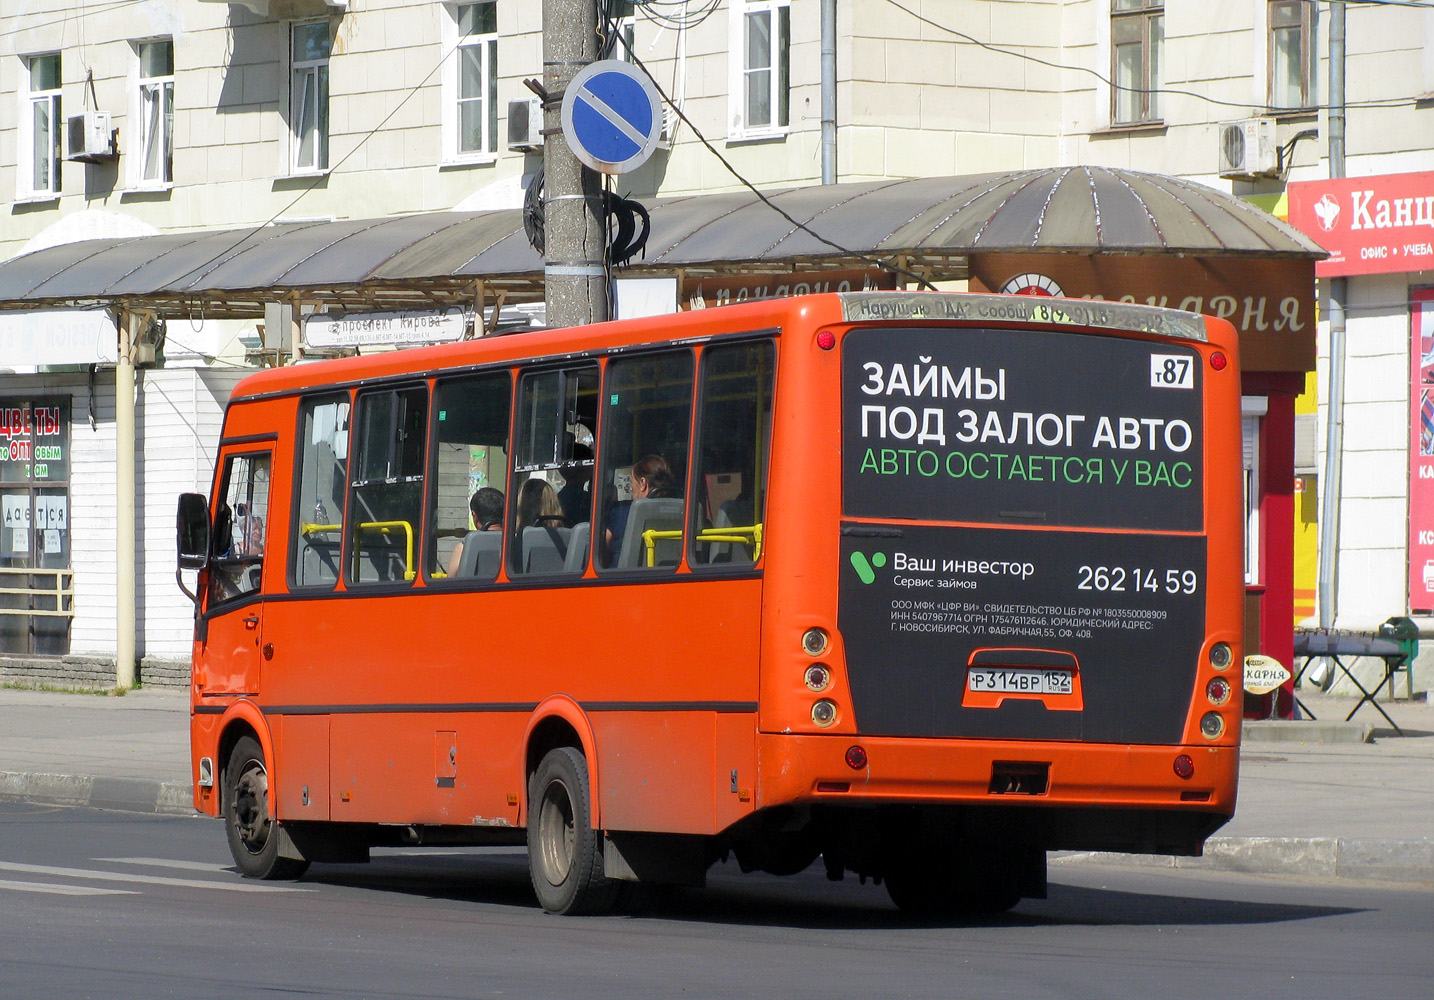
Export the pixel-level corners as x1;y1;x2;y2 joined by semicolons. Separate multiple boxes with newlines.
1;1;1428;686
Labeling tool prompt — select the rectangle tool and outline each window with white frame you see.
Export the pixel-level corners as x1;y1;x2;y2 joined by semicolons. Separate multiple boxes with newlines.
1268;0;1313;110
1242;397;1268;586
23;53;62;196
731;0;789;137
455;2;498;156
1111;0;1162;125
290;21;330;172
137;40;174;184
610;0;636;61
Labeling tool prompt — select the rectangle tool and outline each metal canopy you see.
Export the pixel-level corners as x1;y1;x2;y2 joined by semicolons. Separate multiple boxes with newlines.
0;167;1323;319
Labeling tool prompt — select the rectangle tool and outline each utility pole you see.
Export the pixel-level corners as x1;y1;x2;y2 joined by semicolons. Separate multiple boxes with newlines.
1318;2;1346;630
543;0;607;328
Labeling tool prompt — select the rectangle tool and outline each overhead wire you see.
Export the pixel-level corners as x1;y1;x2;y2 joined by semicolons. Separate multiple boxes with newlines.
880;0;1434;113
613;30;937;290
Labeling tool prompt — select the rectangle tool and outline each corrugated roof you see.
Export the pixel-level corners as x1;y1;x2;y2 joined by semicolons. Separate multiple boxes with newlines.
0;168;1323;318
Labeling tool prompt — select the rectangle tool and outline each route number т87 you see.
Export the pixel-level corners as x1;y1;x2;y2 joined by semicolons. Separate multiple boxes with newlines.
1077;565;1198;594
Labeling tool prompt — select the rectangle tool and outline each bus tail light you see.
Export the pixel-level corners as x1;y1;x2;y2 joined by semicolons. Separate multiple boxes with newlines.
816;330;836;351
804;664;831;691
1173;755;1195;779
801;627;829;656
1209;642;1232;669
811;700;838;727
1210;351;1228;371
1200;712;1225;740
844;745;867;770
1206;677;1231;706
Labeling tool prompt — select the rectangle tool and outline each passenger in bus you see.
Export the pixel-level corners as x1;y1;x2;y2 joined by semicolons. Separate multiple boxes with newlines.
557;442;594;525
231;504;265;558
517;478;566;527
445;486;504;577
604;453;680;566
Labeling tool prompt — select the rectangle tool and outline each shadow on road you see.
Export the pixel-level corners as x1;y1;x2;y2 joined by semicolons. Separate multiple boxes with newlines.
297;851;1367;931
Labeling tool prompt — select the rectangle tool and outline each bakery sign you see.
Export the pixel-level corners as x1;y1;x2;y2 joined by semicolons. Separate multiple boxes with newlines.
1288;170;1434;277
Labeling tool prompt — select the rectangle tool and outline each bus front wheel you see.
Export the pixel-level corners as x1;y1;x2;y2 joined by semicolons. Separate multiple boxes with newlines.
527;747;618;915
224;735;309;880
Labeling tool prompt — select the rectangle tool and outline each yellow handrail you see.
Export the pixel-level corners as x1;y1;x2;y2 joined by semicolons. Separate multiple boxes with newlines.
305;520;416;581
642;523;763;567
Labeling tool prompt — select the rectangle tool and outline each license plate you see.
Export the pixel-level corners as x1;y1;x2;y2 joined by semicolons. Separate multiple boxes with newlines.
967;668;1073;695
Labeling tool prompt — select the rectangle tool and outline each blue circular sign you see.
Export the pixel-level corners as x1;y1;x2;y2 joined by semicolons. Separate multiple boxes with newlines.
560;60;663;175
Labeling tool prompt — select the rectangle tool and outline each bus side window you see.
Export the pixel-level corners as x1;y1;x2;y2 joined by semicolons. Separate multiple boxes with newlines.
691;340;774;568
597;350;694;572
292;394;349;589
510;366;599;577
210;451;272;605
428;372;511;582
348;385;427;585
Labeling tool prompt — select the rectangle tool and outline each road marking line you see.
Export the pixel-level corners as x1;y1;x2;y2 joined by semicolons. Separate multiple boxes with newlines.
95;857;230;873
0;878;136;896
0;861;312;893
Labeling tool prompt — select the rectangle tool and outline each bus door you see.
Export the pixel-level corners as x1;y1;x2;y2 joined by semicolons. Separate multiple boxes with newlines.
198;448;274;697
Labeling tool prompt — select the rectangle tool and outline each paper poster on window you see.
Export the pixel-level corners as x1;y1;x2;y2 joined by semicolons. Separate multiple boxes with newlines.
1409;290;1434;611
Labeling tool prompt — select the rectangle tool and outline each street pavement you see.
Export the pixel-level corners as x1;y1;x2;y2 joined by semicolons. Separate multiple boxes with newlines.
0;684;1430;885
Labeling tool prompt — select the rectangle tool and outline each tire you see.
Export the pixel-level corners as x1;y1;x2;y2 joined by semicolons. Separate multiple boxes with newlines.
224;735;310;880
527;747;618;915
885;852;1022;918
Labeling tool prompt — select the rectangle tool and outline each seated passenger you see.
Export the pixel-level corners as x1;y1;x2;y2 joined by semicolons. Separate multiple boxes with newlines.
445;486;505;577
517;478;566;528
605;454;680;566
557;443;594;526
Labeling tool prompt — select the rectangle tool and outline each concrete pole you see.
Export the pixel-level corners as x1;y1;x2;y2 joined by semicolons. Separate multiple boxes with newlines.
1317;3;1346;629
115;312;138;689
820;0;836;184
543;0;607;328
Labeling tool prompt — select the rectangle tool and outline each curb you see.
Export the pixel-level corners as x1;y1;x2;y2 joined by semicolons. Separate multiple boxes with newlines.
0;771;196;818
1243;720;1374;744
1057;835;1434;884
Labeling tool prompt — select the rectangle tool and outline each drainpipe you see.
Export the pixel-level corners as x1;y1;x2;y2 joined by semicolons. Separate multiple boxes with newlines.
821;0;836;184
115;312;138;689
1317;3;1346;630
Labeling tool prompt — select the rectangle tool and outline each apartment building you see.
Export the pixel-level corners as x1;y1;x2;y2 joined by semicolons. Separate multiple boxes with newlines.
0;1;1428;685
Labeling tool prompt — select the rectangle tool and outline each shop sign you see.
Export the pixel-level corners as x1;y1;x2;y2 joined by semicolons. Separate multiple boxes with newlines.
682;269;897;310
304;307;466;349
0;309;117;366
1409;290;1434;611
1242;654;1290;696
0;400;68;482
1288;171;1434;277
970;254;1316;373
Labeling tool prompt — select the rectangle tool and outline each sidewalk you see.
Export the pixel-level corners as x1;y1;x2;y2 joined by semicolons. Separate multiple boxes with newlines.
1;685;1430;885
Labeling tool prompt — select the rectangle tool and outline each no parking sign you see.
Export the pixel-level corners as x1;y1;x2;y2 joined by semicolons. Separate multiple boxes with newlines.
560;60;663;175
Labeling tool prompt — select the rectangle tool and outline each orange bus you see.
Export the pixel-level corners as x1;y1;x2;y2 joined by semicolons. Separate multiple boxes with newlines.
176;291;1244;916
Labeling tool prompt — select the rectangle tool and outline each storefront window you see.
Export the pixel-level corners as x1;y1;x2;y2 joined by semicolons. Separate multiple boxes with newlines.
0;398;72;655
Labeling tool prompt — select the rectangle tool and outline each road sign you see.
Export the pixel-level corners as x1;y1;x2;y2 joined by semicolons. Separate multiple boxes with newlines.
560;60;663;175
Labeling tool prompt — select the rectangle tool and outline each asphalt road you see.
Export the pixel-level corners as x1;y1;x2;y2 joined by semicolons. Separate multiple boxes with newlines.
2;802;1429;1000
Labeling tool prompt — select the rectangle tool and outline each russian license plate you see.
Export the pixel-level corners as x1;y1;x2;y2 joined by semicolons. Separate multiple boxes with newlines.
967;668;1073;695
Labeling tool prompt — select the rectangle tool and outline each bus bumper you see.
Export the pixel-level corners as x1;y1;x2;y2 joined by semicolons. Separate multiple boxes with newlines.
755;733;1237;853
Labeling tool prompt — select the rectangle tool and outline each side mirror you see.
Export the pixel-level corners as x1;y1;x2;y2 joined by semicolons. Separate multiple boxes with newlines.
177;493;211;570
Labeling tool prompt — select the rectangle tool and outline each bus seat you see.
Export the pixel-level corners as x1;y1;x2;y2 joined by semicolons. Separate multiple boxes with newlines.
708;499;755;564
564;521;591;574
616;498;685;569
299;536;341;586
456;530;502;579
521;525;572;574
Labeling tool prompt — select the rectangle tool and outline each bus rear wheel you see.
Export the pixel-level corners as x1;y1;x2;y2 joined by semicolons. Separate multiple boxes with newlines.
885;853;1023;918
224;735;309;880
527;747;618;915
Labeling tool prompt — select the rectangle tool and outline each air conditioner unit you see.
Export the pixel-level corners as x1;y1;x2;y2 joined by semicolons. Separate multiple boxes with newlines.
507;97;543;153
1217;118;1277;179
66;110;116;163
